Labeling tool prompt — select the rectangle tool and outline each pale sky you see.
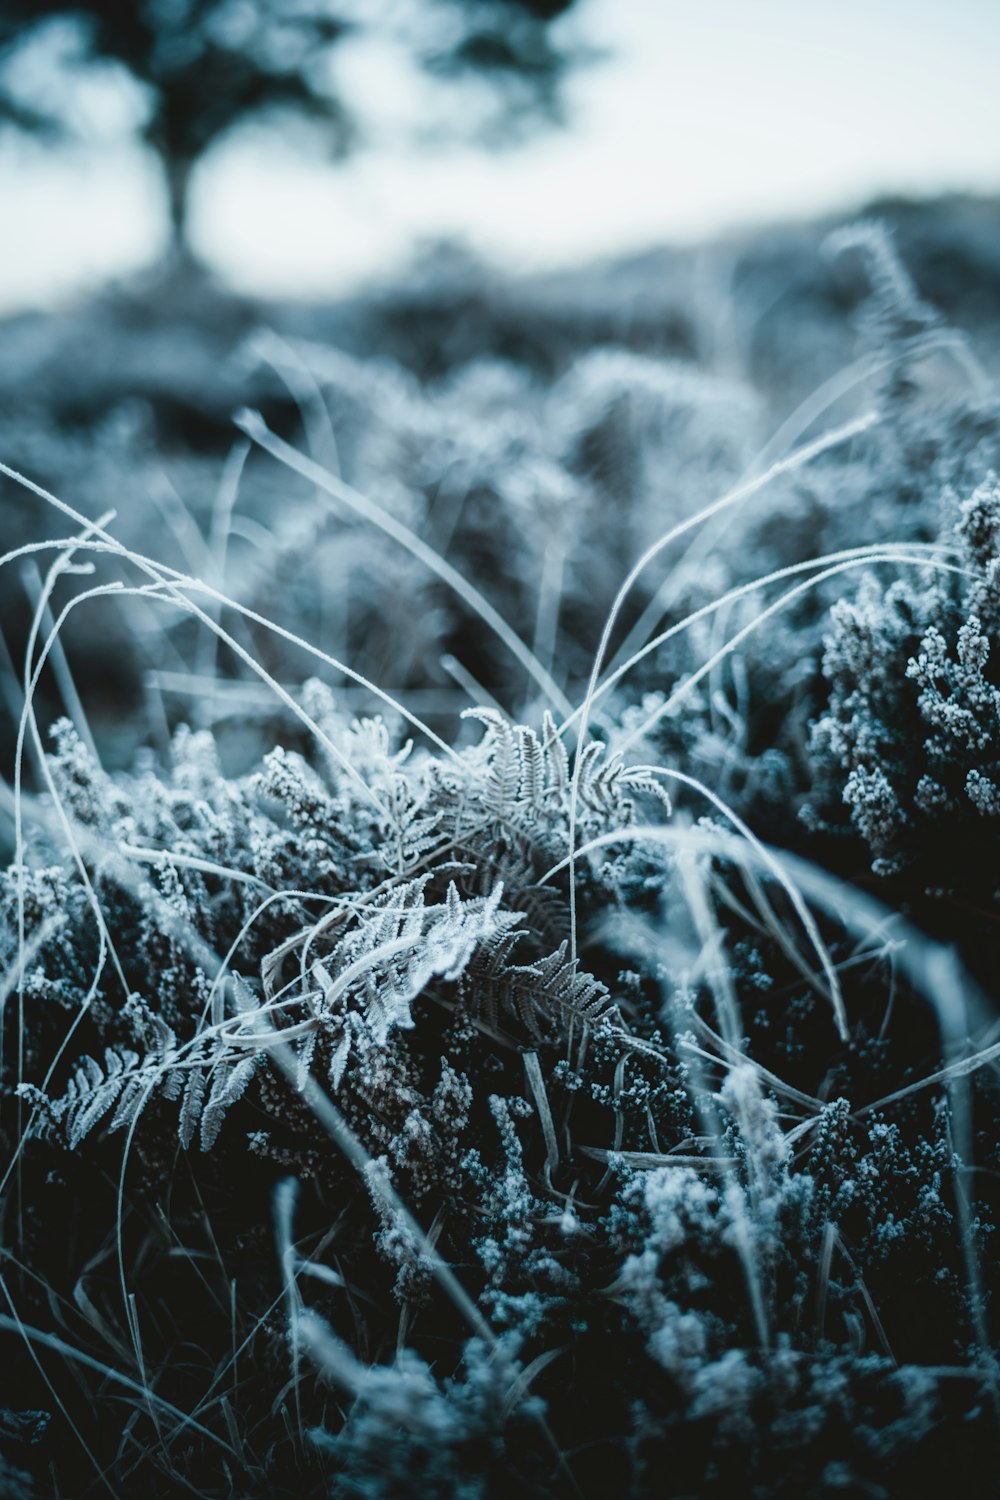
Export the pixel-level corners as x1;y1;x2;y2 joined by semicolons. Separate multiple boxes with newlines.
1;0;999;312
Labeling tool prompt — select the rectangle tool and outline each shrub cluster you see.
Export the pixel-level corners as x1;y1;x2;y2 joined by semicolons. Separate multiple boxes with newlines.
3;218;1000;1497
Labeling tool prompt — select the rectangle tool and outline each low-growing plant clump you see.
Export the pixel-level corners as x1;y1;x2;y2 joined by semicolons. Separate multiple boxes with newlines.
2;214;1000;1497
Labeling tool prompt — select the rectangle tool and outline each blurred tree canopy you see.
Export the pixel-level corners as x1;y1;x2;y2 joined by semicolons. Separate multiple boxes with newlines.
0;0;582;252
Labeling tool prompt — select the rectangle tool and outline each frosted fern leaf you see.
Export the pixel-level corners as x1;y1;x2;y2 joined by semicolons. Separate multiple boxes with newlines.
302;878;523;1085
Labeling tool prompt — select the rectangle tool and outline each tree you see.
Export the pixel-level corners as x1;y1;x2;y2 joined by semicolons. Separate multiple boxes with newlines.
0;0;582;256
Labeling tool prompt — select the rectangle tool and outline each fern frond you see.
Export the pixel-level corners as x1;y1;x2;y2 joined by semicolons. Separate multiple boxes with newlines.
200;1053;263;1150
466;936;618;1038
179;1066;208;1150
461;707;671;844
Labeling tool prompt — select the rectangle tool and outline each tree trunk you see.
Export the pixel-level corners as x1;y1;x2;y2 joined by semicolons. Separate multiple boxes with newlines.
164;154;193;260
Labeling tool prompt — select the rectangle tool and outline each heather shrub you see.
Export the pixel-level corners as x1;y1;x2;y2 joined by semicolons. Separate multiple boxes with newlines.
3;215;1000;1499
